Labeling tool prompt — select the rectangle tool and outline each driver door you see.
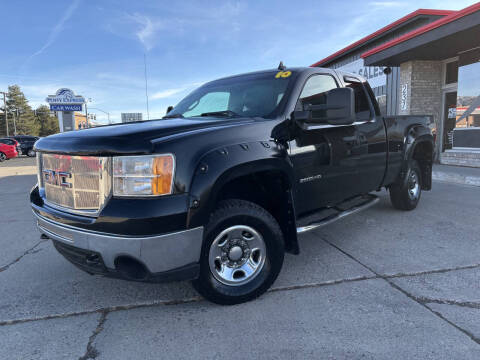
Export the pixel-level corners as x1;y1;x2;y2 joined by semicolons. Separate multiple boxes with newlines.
289;74;359;217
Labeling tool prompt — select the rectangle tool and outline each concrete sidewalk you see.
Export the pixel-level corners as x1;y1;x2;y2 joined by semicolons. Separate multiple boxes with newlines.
433;164;480;187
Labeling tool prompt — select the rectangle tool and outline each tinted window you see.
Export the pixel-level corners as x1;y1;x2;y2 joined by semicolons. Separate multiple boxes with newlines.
14;136;35;143
445;61;458;84
0;139;15;145
364;82;381;116
345;81;372;121
299;74;338;107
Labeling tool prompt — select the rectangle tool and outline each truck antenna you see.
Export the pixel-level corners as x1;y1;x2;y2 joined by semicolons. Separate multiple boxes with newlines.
278;61;286;71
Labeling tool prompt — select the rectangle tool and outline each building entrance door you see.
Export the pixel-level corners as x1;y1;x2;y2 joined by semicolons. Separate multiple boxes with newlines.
442;91;457;151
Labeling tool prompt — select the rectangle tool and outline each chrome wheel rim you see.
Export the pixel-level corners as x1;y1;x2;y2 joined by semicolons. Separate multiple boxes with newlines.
208;225;266;286
0;153;5;162
408;170;420;200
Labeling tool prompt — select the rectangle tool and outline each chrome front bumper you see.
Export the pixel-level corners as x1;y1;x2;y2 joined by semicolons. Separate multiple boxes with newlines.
34;211;203;274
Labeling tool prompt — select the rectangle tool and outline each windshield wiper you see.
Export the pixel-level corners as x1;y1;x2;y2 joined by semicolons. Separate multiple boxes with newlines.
162;113;184;119
200;110;240;118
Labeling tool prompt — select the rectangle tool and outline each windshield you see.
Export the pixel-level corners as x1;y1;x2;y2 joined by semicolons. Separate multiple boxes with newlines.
165;71;294;119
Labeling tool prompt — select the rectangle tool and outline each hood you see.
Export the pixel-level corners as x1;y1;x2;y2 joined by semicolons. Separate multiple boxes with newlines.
34;117;255;155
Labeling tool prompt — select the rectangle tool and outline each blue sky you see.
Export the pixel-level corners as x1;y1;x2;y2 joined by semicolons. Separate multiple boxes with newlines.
1;0;476;123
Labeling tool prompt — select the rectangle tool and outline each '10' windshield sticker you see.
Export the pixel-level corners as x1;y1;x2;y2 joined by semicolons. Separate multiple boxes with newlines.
275;71;292;78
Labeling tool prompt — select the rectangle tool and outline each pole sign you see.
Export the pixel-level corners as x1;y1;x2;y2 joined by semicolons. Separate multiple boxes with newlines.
46;88;85;110
46;88;86;132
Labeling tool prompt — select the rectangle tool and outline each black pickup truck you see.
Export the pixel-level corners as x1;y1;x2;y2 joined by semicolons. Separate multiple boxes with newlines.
31;66;433;304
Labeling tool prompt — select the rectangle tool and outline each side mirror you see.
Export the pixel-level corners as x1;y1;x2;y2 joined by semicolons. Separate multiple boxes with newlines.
294;87;355;128
166;106;174;114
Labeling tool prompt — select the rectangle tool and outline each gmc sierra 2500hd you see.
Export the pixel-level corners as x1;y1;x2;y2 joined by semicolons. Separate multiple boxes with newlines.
31;66;434;304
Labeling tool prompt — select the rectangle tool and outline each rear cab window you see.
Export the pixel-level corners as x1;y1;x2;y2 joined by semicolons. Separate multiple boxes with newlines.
342;75;380;120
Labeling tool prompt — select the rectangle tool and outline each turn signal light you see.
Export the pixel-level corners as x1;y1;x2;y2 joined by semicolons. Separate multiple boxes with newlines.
152;156;174;195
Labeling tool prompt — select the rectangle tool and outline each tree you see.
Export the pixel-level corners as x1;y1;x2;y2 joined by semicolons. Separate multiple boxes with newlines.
0;85;59;137
6;85;38;136
35;105;59;136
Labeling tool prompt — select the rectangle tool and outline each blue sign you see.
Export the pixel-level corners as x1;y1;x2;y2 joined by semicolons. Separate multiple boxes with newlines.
50;104;82;111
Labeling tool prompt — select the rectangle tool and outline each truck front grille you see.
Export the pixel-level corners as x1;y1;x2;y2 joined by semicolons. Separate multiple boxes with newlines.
39;154;111;213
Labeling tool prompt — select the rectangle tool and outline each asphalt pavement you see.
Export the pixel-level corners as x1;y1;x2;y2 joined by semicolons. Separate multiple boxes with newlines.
1;157;480;359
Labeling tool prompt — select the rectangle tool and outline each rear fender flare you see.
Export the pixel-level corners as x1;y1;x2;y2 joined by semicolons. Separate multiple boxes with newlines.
399;126;434;189
404;125;434;162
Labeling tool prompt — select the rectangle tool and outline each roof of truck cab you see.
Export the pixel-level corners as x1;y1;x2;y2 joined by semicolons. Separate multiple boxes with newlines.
207;67;324;82
334;70;367;83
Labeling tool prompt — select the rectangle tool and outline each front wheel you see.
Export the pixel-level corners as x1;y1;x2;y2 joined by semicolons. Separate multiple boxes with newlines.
27;149;36;157
389;160;422;211
0;152;6;162
192;199;284;305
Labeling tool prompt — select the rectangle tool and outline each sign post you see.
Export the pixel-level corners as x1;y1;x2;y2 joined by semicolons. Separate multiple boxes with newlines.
46;89;86;132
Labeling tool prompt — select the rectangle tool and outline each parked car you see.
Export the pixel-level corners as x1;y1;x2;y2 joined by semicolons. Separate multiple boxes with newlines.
0;138;20;151
0;141;18;162
31;66;434;304
8;135;39;157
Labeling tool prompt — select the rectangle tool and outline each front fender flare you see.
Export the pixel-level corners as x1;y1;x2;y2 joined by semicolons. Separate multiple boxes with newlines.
186;140;295;229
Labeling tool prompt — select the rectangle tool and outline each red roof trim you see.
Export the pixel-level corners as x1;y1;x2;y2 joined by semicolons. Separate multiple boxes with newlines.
362;2;480;59
310;9;454;67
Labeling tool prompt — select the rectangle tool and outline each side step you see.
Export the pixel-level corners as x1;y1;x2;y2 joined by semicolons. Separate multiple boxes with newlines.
296;194;379;234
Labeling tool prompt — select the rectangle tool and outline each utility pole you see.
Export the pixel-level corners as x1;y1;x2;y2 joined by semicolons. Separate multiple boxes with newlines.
144;53;150;120
0;92;8;136
13;109;17;135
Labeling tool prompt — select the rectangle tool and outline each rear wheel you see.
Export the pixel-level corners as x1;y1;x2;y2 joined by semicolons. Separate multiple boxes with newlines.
389;160;422;211
192;199;284;305
27;149;36;157
0;152;6;162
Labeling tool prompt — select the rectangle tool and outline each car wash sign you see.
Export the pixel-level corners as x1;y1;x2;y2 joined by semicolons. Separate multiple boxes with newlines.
337;59;386;89
46;88;85;111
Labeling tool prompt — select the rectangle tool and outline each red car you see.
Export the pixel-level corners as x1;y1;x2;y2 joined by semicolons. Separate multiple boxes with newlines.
0;140;18;162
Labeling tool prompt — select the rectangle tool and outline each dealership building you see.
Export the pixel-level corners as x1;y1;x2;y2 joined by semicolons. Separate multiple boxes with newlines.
312;3;480;166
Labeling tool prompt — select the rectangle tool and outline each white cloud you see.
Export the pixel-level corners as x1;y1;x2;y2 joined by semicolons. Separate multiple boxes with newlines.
151;82;203;100
128;13;163;51
151;87;186;100
24;0;81;63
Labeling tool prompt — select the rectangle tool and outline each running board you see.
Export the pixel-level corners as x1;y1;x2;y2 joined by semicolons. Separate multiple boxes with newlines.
296;194;379;234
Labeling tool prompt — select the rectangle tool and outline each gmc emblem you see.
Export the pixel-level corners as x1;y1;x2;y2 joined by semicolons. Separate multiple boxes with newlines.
43;170;72;188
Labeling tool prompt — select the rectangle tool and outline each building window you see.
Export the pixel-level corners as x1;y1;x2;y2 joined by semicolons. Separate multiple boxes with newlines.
445;60;458;85
457;55;480;128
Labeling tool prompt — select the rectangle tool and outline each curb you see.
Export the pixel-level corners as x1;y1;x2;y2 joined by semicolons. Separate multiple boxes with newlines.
432;171;480;187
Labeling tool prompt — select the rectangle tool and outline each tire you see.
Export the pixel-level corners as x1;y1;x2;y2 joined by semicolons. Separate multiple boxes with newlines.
27;149;36;157
0;152;6;162
389;160;422;211
192;199;285;305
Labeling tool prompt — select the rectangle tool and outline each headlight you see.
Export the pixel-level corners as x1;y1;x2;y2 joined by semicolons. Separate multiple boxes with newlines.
113;154;175;196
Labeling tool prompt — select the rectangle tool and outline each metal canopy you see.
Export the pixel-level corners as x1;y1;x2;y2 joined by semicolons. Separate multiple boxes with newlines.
364;11;480;66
